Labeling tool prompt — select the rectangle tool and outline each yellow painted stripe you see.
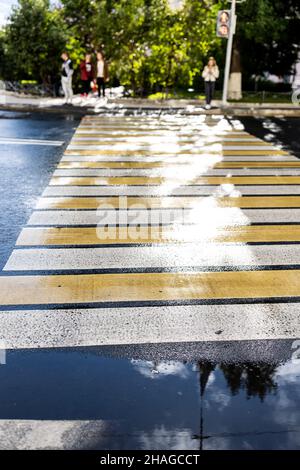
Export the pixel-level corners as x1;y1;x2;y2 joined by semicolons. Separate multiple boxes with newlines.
214;161;299;168
221;141;270;147
64;149;288;156
0;270;299;306
49;176;300;186
37;196;300;210
16;225;300;246
57;161;300;169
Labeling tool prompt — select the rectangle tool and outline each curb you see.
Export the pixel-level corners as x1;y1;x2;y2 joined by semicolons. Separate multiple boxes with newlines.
1;103;300;117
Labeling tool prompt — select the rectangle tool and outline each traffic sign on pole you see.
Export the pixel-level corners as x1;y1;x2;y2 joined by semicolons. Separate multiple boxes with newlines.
222;0;236;105
216;10;231;39
221;0;246;105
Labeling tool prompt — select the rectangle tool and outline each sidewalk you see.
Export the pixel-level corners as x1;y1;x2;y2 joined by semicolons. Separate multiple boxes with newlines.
1;90;300;116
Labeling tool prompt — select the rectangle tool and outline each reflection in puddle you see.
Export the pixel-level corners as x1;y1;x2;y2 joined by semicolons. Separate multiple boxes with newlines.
0;342;299;450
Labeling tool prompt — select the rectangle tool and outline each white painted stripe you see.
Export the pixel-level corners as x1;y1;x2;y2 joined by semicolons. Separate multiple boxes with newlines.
67;145;278;151
28;209;192;225
78;126;249;133
78;126;188;130
71;137;198;142
5;244;300;271
53;168;300;177
0;138;64;146
0;420;109;450
61;155;297;162
76;130;253;137
75;129;182;134
0;304;299;350
80;120;245;127
28;208;300;227
42;185;300;197
66;145;195;151
73;134;256;141
31;207;300;224
27;208;300;226
244;208;300;222
72;136;260;142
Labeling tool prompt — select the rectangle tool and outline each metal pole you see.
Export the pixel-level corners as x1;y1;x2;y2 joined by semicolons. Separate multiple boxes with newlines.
222;0;236;105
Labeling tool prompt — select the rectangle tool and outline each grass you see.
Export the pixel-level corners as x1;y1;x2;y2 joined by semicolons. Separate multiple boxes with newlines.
147;90;292;104
148;91;204;100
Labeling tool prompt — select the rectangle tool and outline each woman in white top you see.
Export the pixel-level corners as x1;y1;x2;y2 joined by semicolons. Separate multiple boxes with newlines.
96;51;109;98
202;57;219;109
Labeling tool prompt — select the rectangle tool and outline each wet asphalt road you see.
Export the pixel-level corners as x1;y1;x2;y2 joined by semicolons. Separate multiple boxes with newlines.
0;111;300;450
0;111;79;270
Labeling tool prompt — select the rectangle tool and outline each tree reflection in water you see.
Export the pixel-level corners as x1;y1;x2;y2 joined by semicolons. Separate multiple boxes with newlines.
197;361;278;401
193;361;279;449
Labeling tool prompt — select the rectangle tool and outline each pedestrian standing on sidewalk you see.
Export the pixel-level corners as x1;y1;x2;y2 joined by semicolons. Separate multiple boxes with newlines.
80;53;94;97
96;51;109;98
202;57;219;110
61;52;73;104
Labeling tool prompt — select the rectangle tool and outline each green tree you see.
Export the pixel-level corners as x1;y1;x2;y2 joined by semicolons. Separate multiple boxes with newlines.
61;0;98;49
1;0;297;96
181;0;224;91
229;0;300;98
92;0;223;95
1;0;68;84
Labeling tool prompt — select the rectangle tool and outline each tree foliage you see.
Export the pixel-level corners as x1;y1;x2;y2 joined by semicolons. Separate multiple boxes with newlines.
0;0;299;93
0;0;68;83
235;0;300;78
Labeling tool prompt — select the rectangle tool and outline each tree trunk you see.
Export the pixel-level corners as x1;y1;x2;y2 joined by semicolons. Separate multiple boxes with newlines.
228;37;242;100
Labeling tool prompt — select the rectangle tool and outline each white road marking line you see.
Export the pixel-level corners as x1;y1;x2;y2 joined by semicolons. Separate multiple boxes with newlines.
0;304;300;349
67;145;279;151
27;208;300;225
0;420;110;450
42;185;300;196
5;244;300;271
72;136;261;142
53;168;300;177
61;155;298;162
0;138;64;146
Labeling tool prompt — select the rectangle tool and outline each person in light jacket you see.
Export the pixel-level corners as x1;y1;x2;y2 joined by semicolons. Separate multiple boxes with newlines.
61;52;73;104
96;51;109;98
202;57;219;109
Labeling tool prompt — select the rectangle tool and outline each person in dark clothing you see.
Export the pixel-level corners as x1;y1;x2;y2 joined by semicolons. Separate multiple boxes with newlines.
80;53;94;97
96;51;109;98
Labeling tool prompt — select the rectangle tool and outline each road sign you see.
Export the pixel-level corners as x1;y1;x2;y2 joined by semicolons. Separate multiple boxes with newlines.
217;10;231;38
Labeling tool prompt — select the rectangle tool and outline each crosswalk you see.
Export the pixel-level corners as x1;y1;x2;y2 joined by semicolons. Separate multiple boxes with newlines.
1;114;300;350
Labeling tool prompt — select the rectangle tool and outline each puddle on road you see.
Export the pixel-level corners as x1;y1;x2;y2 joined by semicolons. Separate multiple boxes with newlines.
0;340;299;450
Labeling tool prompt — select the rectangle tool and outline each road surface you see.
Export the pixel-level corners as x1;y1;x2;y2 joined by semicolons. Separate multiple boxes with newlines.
0;111;300;450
